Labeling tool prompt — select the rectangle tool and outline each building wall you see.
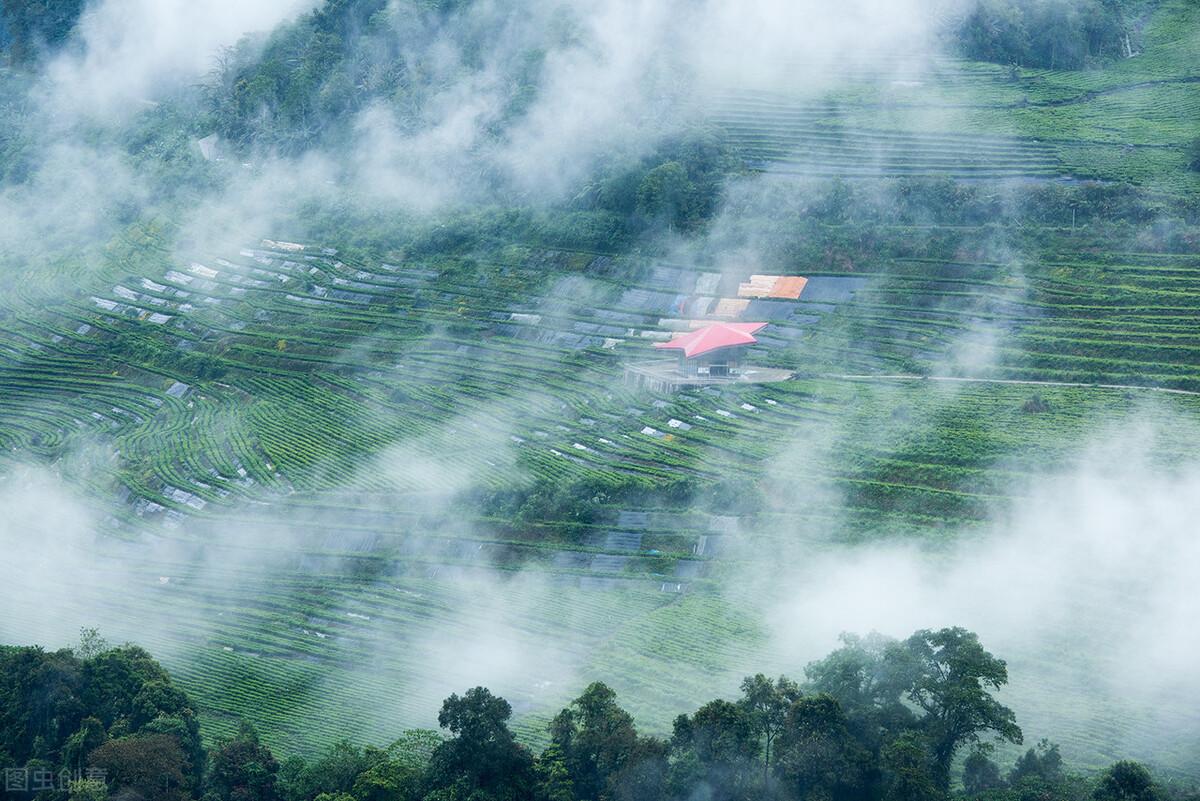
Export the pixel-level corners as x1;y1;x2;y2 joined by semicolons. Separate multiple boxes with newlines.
684;346;744;375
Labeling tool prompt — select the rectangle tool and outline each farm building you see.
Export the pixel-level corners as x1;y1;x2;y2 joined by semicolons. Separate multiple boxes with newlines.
653;321;768;377
624;321;791;392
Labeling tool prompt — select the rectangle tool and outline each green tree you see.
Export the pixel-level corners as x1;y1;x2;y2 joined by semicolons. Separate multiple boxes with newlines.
606;736;667;801
276;756;311;801
0;645;85;766
143;710;206;794
902;628;1022;788
1093;761;1160;801
1009;739;1064;787
425;687;533;801
62;717;107;773
285;741;371;801
131;680;192;729
548;682;640;801
534;744;574;801
962;747;1004;795
804;633;917;751
775;695;874;801
880;732;942;801
89;733;190;801
738;674;801;785
81;646;176;730
207;722;280;801
670;700;760;801
956;0;1031;65
948;0;1130;68
76;629;110;661
350;731;440;801
0;0;85;64
635;162;692;228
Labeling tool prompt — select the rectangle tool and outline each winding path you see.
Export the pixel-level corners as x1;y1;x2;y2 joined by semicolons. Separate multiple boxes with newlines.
824;374;1200;397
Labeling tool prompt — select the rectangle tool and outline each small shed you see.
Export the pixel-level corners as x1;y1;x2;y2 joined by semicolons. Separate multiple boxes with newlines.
653;322;767;377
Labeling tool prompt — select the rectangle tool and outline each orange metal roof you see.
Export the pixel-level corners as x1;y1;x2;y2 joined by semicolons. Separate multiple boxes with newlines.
654;322;767;358
769;275;808;299
737;274;809;299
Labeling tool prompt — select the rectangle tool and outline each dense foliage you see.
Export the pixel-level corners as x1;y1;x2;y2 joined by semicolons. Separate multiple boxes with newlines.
202;0;561;158
204;0;395;154
0;632;205;799
0;0;85;65
1;630;1194;801
946;0;1148;68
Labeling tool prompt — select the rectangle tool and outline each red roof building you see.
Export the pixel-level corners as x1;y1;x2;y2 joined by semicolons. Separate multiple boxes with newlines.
653;322;767;377
654;322;767;358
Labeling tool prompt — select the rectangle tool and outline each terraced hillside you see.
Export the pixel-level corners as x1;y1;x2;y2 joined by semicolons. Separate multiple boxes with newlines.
714;90;1065;180
711;0;1200;190
3;219;1200;774
1;0;1199;781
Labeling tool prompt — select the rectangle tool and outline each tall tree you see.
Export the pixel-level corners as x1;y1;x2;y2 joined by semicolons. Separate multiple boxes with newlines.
88;733;190;801
774;695;874;801
76;629;110;661
1093;761;1160;801
351;731;440;801
738;674;801;786
902;628;1022;788
606;736;667;801
804;633;917;752
548;682;640;801
62;717;107;773
0;646;84;766
962;747;1003;796
81;647;176;731
207;722;280;801
1009;739;1064;787
880;732;941;801
426;687;533;801
0;0;85;64
534;744;574;801
283;741;372;801
635;162;694;230
670;700;760;801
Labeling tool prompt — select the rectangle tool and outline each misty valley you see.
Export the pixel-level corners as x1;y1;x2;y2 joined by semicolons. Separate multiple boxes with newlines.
1;1;1199;801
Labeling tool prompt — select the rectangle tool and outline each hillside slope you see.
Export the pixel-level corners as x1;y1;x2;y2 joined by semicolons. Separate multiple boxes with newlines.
1;0;1198;780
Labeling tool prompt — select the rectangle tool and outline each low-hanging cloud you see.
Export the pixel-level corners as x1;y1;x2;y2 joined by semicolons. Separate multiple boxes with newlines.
753;418;1200;765
44;0;321;120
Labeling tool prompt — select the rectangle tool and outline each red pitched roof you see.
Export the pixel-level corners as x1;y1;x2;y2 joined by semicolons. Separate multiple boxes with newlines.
654;322;767;358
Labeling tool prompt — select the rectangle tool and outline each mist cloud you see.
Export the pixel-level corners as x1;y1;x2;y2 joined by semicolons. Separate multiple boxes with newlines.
753;418;1200;763
45;0;321;119
3;0;1193;775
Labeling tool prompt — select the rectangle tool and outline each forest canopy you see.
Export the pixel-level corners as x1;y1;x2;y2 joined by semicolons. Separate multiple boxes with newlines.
0;0;86;64
0;628;1194;801
944;0;1150;68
